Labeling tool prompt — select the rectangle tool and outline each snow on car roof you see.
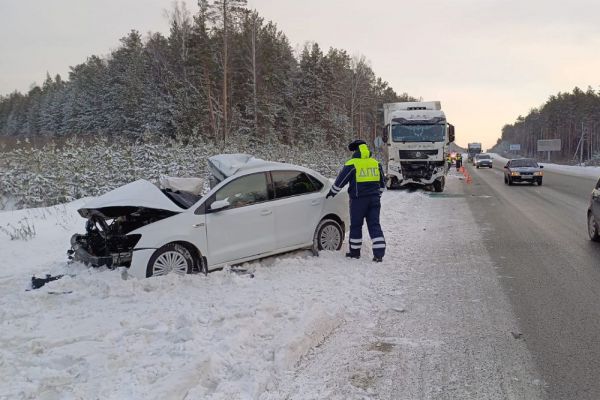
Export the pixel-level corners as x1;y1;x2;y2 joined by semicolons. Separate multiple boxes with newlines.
208;154;312;180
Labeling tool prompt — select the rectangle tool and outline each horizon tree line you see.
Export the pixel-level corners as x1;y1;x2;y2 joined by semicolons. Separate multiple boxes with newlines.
494;86;600;162
0;0;413;149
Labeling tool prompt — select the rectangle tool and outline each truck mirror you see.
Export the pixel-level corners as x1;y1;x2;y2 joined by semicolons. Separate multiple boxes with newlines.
382;124;389;143
448;124;455;143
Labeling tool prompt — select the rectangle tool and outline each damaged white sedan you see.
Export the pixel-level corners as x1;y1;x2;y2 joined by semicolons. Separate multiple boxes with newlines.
69;155;349;278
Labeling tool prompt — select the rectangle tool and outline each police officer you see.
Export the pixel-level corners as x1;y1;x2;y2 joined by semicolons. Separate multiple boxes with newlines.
326;140;386;262
456;152;462;170
446;154;452;170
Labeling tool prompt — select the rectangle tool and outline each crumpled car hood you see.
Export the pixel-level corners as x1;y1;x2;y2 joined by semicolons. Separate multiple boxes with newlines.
79;179;185;217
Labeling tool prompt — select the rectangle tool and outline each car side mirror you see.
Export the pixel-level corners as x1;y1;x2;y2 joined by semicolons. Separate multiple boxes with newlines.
382;124;389;143
504;164;509;168
539;165;544;169
209;199;230;212
448;124;455;143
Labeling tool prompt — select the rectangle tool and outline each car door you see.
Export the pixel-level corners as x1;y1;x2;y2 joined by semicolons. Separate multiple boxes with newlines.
204;172;276;266
270;170;324;248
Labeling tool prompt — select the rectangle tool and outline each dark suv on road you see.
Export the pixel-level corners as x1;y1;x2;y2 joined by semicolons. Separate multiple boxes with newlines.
503;158;544;186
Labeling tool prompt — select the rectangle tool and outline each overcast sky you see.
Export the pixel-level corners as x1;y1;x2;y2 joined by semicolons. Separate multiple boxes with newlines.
1;0;599;148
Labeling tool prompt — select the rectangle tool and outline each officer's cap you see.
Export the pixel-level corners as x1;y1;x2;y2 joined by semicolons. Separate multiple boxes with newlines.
348;139;367;152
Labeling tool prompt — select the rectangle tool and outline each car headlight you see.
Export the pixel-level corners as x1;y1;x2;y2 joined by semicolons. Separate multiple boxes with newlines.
534;171;543;176
511;171;520;176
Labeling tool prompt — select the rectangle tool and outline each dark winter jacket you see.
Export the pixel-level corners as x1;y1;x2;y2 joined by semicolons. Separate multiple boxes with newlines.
329;144;385;199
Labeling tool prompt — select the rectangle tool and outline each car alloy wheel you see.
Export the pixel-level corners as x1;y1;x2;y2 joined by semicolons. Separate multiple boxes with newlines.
313;219;344;252
588;213;600;242
147;243;194;277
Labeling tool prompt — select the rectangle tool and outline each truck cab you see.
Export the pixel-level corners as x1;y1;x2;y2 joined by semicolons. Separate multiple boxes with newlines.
382;101;455;192
467;142;482;163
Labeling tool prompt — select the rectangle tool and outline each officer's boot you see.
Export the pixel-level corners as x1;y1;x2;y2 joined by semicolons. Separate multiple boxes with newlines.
345;251;360;259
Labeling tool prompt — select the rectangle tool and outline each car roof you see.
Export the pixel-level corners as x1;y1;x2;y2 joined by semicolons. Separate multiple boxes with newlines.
208;154;327;183
510;158;536;162
240;162;325;179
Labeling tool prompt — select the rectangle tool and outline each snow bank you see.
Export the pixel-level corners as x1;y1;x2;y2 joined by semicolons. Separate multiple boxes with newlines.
0;183;543;399
0;195;394;399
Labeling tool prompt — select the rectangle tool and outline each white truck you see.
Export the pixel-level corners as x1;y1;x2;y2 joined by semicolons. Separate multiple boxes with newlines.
382;101;455;192
467;142;482;163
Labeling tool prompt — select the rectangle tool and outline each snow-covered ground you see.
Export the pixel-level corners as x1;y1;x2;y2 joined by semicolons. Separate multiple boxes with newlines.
490;153;600;179
0;176;545;399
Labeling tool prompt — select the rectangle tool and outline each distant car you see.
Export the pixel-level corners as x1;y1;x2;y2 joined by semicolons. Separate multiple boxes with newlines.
503;158;544;186
588;178;600;241
474;154;493;169
70;154;349;278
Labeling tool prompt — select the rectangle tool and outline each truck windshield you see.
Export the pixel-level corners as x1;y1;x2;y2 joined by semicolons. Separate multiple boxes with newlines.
392;124;445;142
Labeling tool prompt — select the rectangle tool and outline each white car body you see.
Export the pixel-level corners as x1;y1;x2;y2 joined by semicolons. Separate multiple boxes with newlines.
71;155;349;279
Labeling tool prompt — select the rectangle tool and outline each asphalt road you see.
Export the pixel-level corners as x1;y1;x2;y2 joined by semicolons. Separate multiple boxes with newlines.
465;162;600;400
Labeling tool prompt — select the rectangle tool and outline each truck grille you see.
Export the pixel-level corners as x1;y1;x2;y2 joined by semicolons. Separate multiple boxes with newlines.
399;150;438;159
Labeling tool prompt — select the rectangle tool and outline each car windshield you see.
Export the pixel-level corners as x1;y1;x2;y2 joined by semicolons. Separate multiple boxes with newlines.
478;155;491;159
392;124;445;142
511;159;538;168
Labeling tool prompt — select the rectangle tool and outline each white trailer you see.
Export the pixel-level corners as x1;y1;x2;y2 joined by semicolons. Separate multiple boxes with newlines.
382;101;455;192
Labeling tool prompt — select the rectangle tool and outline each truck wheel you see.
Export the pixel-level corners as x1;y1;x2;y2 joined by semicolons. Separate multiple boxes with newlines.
386;176;398;190
433;177;445;192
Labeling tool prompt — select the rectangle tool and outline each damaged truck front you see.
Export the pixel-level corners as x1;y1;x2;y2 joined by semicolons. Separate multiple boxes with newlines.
382;101;455;192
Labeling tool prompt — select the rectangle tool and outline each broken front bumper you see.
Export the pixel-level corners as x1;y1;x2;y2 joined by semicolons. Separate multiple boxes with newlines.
69;234;133;268
388;161;446;186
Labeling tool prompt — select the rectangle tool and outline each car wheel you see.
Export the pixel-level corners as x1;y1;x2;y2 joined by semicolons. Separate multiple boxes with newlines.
508;177;513;186
589;212;600;241
537;179;543;186
147;243;194;277
504;175;507;184
476;165;480;169
313;218;344;252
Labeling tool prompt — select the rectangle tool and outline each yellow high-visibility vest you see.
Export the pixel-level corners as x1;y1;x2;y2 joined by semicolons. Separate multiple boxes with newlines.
345;144;380;183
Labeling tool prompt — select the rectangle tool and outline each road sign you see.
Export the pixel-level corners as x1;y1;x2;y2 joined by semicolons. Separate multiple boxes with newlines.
537;139;561;152
373;136;384;148
509;144;521;151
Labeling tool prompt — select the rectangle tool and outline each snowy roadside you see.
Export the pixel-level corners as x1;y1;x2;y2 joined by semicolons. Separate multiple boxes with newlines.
0;175;544;399
261;173;545;399
490;153;600;179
